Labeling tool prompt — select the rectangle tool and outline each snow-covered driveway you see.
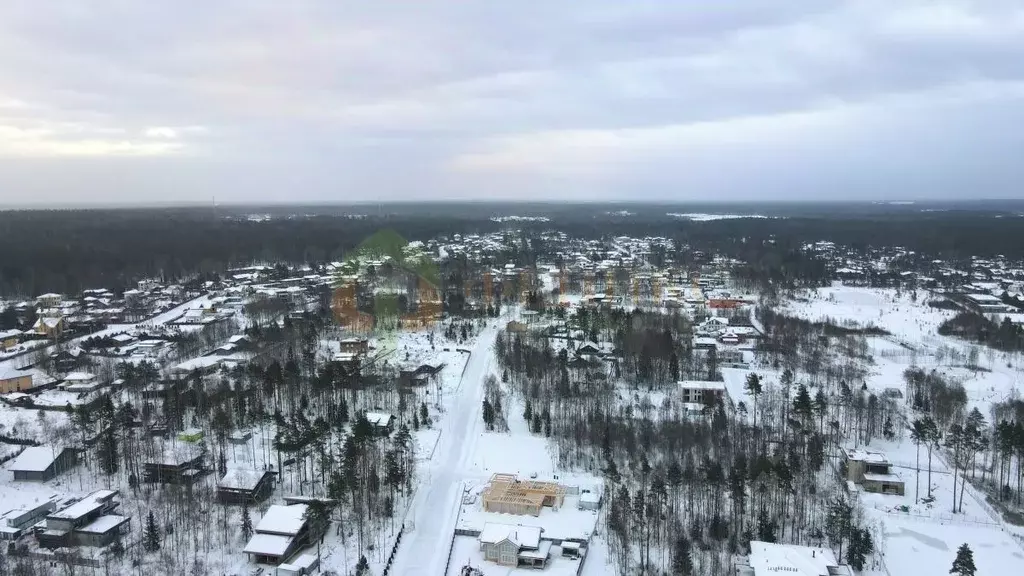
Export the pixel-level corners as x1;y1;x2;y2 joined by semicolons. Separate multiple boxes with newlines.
391;323;498;576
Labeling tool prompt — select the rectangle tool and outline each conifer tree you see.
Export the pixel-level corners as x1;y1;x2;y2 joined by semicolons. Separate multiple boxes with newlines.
793;383;813;423
950;543;976;576
144;511;161;552
482;399;495;431
846;527;873;571
672;534;694;575
355;555;370;575
241;504;253;541
745;373;762;427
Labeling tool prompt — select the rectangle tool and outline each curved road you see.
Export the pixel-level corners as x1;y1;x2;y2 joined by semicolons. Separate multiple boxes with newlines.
391;323;498;575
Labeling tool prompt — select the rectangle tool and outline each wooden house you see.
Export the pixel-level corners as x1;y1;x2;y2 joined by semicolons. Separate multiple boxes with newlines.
481;473;566;517
365;412;395;436
0;329;21;351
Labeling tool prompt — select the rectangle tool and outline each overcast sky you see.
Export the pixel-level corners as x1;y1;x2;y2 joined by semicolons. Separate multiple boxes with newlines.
2;1;1023;206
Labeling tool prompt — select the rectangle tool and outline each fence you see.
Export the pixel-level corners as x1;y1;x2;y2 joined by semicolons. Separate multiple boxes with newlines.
441;483;469;576
574;548;590;576
867;502;998;528
11;550;102;569
380;523;406;576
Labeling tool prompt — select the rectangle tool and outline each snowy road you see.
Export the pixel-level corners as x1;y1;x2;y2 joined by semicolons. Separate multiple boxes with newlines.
391;323;498;576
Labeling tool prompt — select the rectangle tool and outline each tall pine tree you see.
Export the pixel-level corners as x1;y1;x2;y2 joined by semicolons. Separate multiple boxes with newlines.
482;399;495;431
144;511;161;552
241;504;253;541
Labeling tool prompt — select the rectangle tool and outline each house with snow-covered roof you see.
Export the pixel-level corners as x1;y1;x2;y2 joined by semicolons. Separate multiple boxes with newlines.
217;468;276;505
738;541;853;576
0;329;21;351
7;446;78;482
364;411;395;435
841;447;905;496
32;316;64;339
243;504;312;565
0;499;57;541
142;442;207;485
36;489;130;549
478;522;551;569
678;380;729;407
35;293;63;308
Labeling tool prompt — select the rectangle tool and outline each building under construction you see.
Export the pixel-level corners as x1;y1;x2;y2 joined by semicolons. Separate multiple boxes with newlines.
481;473;566;517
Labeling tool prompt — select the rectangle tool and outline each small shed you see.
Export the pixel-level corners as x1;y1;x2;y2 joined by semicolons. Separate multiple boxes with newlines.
365;412;394;436
578;489;601;511
561;541;581;558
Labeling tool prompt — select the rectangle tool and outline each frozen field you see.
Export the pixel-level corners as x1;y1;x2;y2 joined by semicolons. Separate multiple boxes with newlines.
782;284;954;345
786;284;1024;415
876;519;1023;576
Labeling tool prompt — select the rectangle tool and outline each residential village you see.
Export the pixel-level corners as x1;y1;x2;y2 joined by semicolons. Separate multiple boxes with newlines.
0;227;1023;575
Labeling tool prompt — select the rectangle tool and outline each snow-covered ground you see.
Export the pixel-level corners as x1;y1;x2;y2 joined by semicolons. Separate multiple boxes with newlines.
389;318;609;576
786;284;1024;416
782;284;1024;573
875;519;1023;575
850;438;993;526
390;322;500;576
782;284;953;344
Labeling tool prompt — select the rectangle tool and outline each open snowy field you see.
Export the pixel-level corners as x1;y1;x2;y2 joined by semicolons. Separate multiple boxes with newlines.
875;518;1023;576
784;284;1024;416
0;407;71;444
782;284;954;346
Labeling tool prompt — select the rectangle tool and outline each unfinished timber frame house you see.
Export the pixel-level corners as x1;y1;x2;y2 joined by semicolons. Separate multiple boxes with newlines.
482;473;566;517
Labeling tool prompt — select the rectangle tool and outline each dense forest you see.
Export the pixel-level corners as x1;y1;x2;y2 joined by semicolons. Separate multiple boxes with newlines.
4;205;1024;296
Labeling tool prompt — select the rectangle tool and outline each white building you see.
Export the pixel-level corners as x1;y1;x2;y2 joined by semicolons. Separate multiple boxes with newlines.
738;541;853;576
678;380;729;406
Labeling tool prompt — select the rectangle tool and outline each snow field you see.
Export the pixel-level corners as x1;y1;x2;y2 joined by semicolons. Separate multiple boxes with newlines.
781;285;1024;573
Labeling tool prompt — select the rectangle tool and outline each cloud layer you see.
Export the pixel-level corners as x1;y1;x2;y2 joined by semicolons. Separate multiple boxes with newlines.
1;0;1023;205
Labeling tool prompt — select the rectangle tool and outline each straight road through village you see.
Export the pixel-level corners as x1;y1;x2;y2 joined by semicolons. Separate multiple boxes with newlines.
391;323;498;576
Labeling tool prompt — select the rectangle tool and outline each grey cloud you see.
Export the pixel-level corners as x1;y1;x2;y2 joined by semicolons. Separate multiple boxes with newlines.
0;0;1023;205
